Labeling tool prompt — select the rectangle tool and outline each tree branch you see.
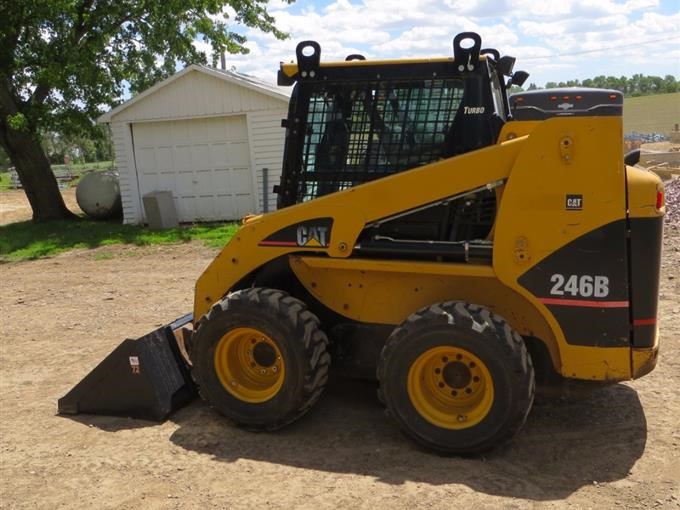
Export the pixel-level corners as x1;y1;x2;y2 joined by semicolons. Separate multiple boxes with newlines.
0;78;20;117
30;83;51;107
73;0;95;45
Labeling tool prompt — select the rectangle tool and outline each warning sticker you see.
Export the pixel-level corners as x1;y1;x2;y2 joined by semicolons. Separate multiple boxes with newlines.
129;356;140;374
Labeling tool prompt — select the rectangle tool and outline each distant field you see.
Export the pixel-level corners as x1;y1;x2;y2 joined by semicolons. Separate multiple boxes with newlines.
623;92;680;135
0;160;114;190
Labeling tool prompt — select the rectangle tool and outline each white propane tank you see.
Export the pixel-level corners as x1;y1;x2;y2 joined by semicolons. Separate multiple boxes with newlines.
75;171;122;219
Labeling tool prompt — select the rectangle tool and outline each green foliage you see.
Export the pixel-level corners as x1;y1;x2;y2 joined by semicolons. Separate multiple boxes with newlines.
0;0;291;139
6;113;28;131
0;219;239;262
42;126;113;164
529;75;679;96
0;0;291;221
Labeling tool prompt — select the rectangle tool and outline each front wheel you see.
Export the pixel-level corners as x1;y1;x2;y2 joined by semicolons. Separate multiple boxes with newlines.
377;302;535;454
191;288;330;430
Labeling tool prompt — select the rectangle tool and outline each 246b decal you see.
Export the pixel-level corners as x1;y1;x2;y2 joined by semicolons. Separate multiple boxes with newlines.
549;274;610;298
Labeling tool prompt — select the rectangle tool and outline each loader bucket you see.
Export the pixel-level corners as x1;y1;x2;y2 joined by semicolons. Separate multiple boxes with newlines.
58;313;197;421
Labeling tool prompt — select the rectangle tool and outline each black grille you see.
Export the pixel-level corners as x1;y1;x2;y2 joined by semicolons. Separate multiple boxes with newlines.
297;79;464;202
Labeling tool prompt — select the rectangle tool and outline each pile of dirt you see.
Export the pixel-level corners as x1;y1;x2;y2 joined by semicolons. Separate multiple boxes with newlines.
641;141;679;152
665;178;680;224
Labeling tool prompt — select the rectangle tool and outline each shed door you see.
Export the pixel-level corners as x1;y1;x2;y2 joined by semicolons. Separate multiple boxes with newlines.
133;116;254;222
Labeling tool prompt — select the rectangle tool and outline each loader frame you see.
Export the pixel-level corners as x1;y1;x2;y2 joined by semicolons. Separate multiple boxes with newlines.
60;34;662;452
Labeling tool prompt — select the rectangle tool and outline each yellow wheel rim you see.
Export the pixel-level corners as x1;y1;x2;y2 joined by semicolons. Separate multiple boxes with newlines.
214;327;285;403
407;346;494;429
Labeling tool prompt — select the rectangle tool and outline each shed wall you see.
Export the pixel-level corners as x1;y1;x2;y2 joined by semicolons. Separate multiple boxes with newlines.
107;68;289;224
247;109;288;213
110;121;142;224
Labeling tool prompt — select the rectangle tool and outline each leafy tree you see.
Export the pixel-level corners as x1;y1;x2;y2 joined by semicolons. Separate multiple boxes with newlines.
42;127;113;164
542;75;678;96
663;75;679;93
0;0;291;221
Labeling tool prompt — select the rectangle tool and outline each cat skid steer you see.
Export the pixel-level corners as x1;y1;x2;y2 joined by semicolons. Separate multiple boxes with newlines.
59;33;664;454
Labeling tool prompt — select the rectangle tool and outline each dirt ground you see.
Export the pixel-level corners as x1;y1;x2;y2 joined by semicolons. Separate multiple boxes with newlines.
0;189;679;509
0;188;82;226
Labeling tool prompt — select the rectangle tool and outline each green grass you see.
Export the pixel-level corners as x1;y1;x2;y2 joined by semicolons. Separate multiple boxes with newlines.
51;160;115;173
0;219;239;262
623;92;680;135
0;160;115;191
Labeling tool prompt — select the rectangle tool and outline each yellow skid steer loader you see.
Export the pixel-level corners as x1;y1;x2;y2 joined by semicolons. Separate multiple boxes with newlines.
59;32;664;454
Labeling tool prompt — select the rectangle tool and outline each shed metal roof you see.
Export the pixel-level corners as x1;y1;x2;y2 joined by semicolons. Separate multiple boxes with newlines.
98;64;290;123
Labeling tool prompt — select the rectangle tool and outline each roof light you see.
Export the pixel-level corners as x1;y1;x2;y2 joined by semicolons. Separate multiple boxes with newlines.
575;95;583;100
549;96;557;101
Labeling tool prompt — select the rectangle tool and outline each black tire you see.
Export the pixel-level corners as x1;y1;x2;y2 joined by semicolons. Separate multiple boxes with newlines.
191;288;330;430
377;301;534;454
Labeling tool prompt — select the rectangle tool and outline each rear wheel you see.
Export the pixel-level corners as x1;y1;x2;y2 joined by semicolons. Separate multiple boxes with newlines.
192;288;330;430
377;302;534;454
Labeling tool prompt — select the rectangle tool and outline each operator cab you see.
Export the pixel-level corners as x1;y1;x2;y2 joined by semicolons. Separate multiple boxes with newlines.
276;33;527;208
275;33;527;255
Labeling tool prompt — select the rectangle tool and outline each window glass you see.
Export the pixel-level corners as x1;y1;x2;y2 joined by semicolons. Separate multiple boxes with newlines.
298;79;465;202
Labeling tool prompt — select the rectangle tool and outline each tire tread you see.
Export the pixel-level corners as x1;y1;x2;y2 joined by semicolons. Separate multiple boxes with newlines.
377;301;535;454
192;287;330;431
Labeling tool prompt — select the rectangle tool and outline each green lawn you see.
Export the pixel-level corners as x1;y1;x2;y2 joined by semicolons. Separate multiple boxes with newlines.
623;92;680;135
0;172;10;189
0;160;115;190
0;219;238;262
51;160;115;173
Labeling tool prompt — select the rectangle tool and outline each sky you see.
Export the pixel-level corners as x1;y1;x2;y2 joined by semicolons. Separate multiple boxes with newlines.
197;0;680;87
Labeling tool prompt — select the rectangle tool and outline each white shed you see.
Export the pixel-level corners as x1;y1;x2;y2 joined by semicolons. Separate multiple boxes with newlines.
98;65;290;224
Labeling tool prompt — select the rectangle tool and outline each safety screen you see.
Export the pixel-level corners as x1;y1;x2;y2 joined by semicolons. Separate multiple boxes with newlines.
297;79;464;202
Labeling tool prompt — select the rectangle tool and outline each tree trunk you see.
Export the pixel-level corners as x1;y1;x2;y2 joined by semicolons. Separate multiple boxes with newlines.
0;125;76;222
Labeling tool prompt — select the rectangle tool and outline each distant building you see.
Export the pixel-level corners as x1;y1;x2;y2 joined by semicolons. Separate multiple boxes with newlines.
98;65;290;224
